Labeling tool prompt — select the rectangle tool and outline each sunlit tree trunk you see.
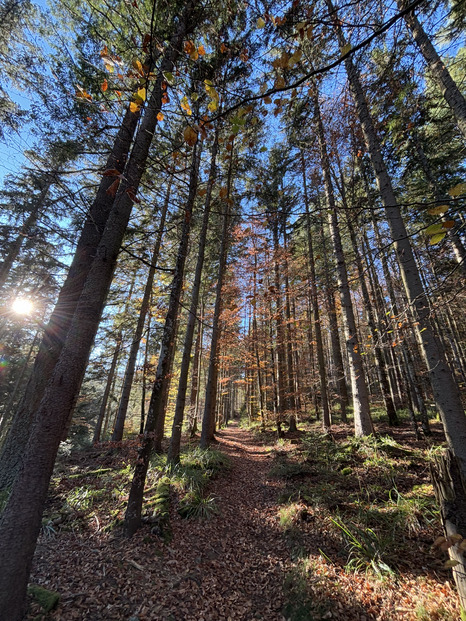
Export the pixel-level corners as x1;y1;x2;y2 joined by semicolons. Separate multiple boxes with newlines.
301;151;331;430
313;86;373;436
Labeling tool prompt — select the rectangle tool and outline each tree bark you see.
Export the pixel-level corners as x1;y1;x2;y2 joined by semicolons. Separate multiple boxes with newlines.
0;89;143;491
93;333;122;444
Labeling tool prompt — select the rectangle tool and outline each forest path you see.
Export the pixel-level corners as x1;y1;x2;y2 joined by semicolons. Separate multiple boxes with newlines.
30;423;293;621
160;422;292;620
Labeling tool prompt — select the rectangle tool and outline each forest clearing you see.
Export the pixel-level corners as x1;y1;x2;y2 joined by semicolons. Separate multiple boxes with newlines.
0;0;465;619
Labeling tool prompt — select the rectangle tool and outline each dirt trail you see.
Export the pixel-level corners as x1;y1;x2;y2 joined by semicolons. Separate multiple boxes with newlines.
30;424;292;621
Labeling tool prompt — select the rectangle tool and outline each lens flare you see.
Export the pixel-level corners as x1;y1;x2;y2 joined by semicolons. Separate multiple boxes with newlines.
12;298;33;315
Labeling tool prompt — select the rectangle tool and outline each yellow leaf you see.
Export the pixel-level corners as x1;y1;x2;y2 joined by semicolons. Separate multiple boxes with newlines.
137;87;146;101
257;17;266;28
181;95;192;115
448;182;466;196
207;99;218;112
157;112;164;121
132;59;144;76
429;232;446;245
341;43;352;55
130;102;140;113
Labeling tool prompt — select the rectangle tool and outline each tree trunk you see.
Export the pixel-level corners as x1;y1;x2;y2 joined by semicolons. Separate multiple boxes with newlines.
167;129;218;464
400;0;466;139
0;85;143;491
112;183;171;441
430;449;466;617
282;224;298;432
328;0;466;471
140;310;152;435
301;151;331;430
93;333;122;444
200;147;234;448
0;6;196;616
344;209;398;426
313;85;373;436
124;135;200;537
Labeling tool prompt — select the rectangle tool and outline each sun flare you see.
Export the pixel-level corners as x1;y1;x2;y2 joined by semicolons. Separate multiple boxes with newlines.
12;298;34;316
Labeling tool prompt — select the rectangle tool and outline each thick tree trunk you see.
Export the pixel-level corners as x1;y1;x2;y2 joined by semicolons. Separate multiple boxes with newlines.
200;149;234;448
0;6;196;617
430;449;466;616
167;130;218;464
400;0;466;139
301;152;331;430
112;184;171;441
124;136;200;537
313;86;373;436
328;0;466;473
0;94;143;491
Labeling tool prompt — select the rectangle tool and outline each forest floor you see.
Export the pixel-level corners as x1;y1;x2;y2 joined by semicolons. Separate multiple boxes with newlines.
26;419;459;621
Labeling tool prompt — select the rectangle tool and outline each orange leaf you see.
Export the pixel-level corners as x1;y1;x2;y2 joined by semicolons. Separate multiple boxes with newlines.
157;112;164;121
101;79;108;92
198;44;206;56
183;125;198;147
220;43;228;53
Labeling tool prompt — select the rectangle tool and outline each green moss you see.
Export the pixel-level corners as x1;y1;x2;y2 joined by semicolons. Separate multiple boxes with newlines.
28;585;60;612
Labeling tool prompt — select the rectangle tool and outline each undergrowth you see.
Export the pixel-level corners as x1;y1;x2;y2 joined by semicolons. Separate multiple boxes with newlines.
269;425;441;579
42;444;229;536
